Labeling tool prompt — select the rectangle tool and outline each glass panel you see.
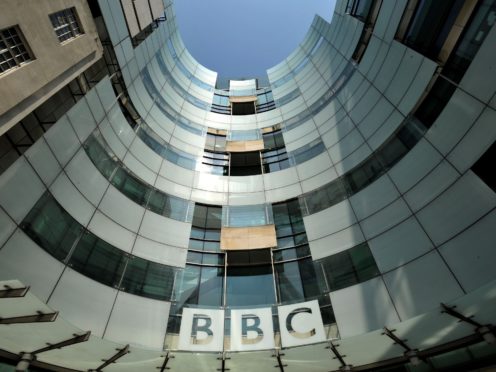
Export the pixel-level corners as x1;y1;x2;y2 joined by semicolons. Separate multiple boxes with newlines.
204;229;220;241
84;134;117;179
226;264;275;307
121;256;175;300
275;261;304;302
223;204;273;227
203;240;220;252
111;168;149;205
146;189;167;215
273;248;297;262
174;265;200;306
165;195;190;221
21;192;81;261
291;139;326;165
228;129;260;141
349;243;380;282
414;77;456;128
69;232;126;287
198;266;224;306
189;239;204;250
321;250;357;291
202;252;224;266
319;243;379;291
187;251;202;264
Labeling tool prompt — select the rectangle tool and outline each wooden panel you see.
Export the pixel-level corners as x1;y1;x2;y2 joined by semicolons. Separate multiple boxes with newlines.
229;96;257;103
121;0;140;37
221;225;277;250
226;140;264;152
149;0;165;20
134;0;153;30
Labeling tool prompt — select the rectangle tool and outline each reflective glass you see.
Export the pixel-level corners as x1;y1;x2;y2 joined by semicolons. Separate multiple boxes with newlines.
84;134;117;179
121;256;176;300
21;192;81;261
174;265;200;306
319;243;379;292
69;232;126;287
414;77;456;129
291;139;326;165
198;266;224;306
223;204;273;227
275;258;323;303
226;265;275;307
111;168;149;206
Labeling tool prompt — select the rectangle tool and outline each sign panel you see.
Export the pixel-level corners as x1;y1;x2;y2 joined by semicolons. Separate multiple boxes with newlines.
230;307;275;351
277;300;326;347
178;308;224;352
177;300;327;351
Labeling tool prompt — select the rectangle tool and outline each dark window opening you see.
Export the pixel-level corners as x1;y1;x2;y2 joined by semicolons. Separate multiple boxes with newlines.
472;141;496;192
227;249;272;266
262;129;290;173
231;101;256;115
350;0;383;63
346;0;375;21
442;0;496;83
397;0;465;60
414;76;456;128
230;151;262;176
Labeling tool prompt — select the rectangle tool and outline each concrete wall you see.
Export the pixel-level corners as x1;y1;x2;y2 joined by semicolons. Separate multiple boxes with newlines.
0;0;103;135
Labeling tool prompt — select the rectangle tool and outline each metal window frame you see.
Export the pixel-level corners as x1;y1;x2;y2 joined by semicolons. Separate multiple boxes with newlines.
49;7;84;43
0;25;33;74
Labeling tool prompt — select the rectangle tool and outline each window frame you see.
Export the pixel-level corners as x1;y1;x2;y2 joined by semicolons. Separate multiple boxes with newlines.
0;25;33;74
49;7;84;44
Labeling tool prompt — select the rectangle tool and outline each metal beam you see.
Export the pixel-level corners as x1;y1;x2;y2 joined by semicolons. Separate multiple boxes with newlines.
0;311;58;325
0;284;29;298
382;327;411;351
328;342;352;371
273;350;286;372
159;352;172;372
93;344;129;371
32;331;91;354
441;303;483;328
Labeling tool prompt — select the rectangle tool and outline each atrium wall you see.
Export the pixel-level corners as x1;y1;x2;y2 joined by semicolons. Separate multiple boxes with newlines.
0;0;495;370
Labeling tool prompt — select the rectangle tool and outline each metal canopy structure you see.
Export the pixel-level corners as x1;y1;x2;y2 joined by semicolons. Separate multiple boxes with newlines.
1;279;495;371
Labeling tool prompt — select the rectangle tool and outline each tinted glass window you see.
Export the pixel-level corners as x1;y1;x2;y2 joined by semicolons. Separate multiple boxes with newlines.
21;192;81;261
69;233;126;287
121;256;175;300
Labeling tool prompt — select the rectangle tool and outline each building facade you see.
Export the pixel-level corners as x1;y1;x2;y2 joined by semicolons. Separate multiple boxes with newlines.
0;0;496;371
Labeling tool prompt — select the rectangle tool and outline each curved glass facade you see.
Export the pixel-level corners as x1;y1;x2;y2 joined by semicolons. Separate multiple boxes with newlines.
0;0;496;370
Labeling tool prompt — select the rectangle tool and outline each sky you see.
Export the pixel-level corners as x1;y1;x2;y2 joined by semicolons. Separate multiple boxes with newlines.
174;0;336;81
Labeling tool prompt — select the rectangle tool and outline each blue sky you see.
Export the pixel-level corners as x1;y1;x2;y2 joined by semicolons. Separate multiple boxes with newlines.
174;0;336;80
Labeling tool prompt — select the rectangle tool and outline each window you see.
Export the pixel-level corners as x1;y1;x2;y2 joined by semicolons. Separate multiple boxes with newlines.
0;26;32;74
21;192;81;261
121;256;176;300
318;243;380;291
395;0;465;60
472;141;496;193
229;151;262;176
49;7;83;43
346;0;375;21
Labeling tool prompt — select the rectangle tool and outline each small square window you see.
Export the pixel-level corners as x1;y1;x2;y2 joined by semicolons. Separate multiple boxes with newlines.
0;26;33;74
49;7;84;43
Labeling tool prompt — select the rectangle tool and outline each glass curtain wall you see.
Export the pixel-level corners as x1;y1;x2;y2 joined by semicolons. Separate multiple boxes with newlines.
167;199;382;334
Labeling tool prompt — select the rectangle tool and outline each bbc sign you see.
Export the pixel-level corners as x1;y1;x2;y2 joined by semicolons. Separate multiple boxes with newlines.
178;300;326;351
